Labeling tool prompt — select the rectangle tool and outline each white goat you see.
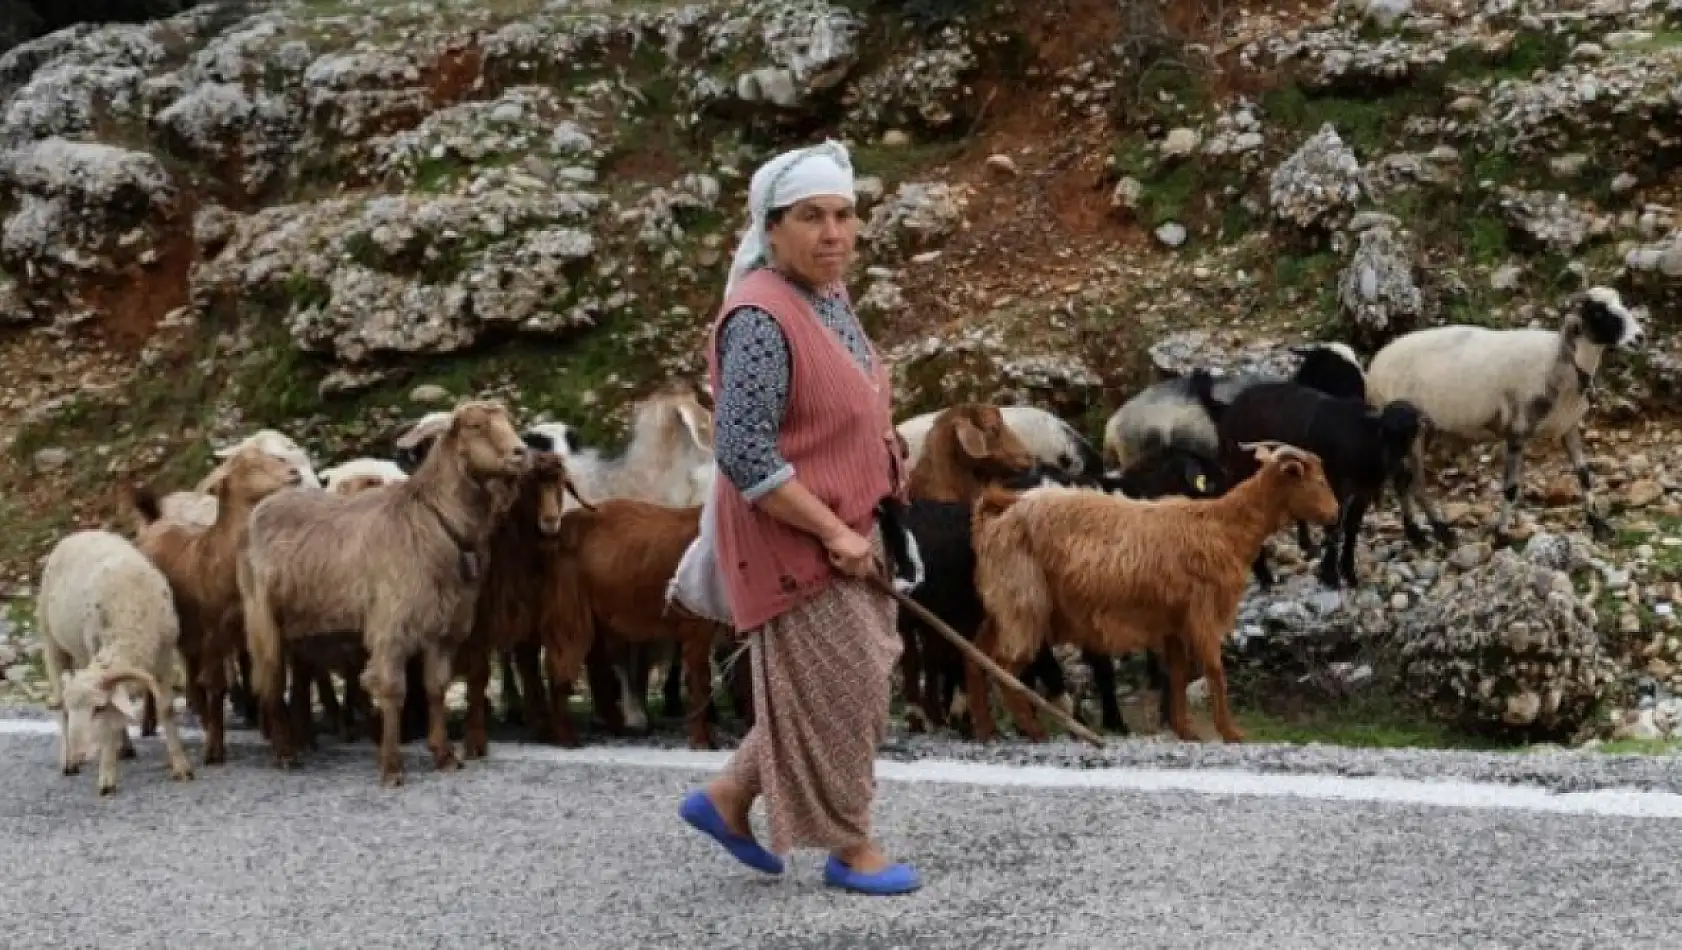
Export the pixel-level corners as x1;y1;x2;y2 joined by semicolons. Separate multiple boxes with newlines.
39;530;195;794
524;382;716;511
1365;286;1646;539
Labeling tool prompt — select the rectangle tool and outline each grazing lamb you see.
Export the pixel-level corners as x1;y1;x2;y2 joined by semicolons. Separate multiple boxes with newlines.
128;446;303;765
967;442;1341;744
39;530;195;794
239;400;532;786
1101;342;1367;471
898;405;1105;480
1218;381;1426;588
1365;287;1646;540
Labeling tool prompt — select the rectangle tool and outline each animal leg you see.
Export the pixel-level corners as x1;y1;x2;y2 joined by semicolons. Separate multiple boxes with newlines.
498;648;524;728
236;646;259;726
1396;437;1454;546
462;643;493;760
1564;426;1613;540
421;644;460;772
1196;634;1243;744
1295;519;1319;557
614;646;650;735
963;620;1001;743
1250;549;1276;590
662;641;684;717
1086;650;1126;734
314;667;341;736
98;730;122;796
363;651;407;787
585;641;624;731
157;681;194;782
1161;636;1197;741
1337;490;1372;588
1024;645;1075;724
899;623;927;734
682;634;717;750
141;692;158;738
541;647;582;749
512;643;552;742
400;658;429;745
1496;432;1528;538
199;652;231;767
287;655;318;753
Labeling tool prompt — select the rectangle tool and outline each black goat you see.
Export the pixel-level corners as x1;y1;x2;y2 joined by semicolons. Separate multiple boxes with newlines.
1217;381;1423;588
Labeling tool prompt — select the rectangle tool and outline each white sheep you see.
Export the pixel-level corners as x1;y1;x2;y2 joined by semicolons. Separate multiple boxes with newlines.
38;530;195;795
158;428;322;525
321;457;410;495
1101;343;1368;471
1365;286;1646;539
898;405;1103;479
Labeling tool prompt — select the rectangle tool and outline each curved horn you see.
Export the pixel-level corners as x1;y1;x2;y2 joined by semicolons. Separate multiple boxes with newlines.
564;476;595;511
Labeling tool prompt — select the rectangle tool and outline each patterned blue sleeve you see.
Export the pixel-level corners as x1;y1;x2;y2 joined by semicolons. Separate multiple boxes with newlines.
713;305;796;501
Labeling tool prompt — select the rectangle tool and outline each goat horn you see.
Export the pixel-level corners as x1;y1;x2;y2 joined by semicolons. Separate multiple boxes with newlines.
95;667;164;702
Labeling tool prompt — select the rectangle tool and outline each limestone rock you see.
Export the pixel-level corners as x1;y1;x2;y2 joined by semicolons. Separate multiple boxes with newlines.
1268;123;1368;233
1337;221;1422;347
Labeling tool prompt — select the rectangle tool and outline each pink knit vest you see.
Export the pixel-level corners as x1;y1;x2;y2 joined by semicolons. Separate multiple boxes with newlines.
705;268;903;633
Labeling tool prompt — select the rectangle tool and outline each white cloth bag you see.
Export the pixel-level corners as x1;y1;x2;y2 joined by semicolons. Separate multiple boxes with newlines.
665;486;735;626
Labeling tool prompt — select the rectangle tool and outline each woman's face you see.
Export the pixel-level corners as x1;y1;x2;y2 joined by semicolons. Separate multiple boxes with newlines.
767;194;858;287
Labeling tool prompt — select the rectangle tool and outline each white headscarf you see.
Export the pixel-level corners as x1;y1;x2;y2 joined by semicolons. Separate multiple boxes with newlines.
724;139;856;296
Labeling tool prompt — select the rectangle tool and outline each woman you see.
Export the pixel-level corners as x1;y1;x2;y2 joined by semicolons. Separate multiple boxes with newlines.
676;140;920;896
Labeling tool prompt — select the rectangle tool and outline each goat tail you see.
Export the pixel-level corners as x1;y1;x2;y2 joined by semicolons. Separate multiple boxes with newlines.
120;480;162;531
237;554;284;705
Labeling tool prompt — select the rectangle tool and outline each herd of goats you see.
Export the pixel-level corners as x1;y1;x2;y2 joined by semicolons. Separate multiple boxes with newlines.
30;284;1648;793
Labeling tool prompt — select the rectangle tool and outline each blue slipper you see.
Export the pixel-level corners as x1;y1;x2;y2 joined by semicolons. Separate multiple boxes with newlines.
678;790;784;875
823;854;922;895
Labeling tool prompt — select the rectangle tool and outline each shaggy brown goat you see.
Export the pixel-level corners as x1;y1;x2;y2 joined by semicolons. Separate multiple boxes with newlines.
456;449;590;759
239;400;531;787
127;446;304;766
905;402;1036;503
966;442;1340;744
546;498;731;750
897;402;1036;729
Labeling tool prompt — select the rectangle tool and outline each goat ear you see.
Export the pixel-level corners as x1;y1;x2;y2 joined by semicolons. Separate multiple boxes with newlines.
674;404;709;450
954;418;989;459
1279;458;1305;479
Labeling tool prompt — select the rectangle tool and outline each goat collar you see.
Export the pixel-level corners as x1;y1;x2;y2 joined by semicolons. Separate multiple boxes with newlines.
418;492;480;583
1571;356;1596;400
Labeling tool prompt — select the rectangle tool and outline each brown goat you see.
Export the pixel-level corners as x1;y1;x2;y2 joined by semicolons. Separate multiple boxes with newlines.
127;446;304;766
967;442;1341;744
905;402;1036;503
239;400;531;787
897;402;1036;730
546;498;729;750
456;450;589;759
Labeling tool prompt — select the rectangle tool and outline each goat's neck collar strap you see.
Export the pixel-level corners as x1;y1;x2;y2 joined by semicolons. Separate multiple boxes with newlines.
1570;353;1597;398
419;492;473;553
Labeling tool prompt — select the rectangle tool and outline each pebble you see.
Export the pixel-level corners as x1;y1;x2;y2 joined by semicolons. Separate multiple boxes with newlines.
985;154;1018;176
409;384;452;404
1155;222;1188;247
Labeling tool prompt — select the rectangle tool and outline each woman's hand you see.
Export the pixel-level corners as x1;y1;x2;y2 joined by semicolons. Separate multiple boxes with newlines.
822;526;875;578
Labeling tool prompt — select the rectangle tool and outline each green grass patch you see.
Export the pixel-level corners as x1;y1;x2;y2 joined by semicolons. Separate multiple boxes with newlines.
1593;736;1682;756
1233;690;1509;750
1110;134;1255;236
851;141;968;188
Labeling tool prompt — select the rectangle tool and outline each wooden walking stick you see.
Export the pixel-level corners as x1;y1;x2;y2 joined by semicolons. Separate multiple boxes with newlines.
863;571;1106;749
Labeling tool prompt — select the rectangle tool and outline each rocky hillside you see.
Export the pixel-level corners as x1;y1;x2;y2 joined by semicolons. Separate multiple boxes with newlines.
4;0;1682;745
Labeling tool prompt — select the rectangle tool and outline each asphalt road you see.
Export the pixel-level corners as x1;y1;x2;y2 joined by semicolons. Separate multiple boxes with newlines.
3;721;1681;949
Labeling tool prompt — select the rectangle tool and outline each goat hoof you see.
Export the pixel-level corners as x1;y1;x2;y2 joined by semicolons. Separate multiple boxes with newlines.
172;765;195;782
62;764;80;776
380;770;405;788
119;745;137;761
98;782;116;796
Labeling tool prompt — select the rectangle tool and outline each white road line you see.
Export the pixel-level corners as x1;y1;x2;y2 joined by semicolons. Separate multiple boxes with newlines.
5;716;1681;819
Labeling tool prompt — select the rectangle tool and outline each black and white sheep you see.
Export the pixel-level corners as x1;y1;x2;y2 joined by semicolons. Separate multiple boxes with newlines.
1364;286;1646;540
1217;381;1426;588
899;405;1105;481
1101;342;1368;472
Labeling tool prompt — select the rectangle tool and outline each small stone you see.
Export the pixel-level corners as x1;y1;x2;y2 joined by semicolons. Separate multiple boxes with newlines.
32;447;69;473
409;384;452;405
1490;264;1522;291
1111;176;1142;210
1155;222;1188;247
1626;479;1664;507
1390;592;1410;610
985;154;1018;176
1611;173;1639;193
1542;474;1580;506
1549;154;1588;178
1161;128;1202;159
881;130;911;147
